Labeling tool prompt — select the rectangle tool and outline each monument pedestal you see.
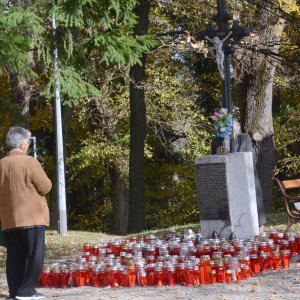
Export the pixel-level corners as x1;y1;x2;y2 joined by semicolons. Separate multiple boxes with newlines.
195;152;259;239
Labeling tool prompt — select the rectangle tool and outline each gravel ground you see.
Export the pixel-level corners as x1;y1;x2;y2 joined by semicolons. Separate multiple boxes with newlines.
1;229;300;300
0;261;299;300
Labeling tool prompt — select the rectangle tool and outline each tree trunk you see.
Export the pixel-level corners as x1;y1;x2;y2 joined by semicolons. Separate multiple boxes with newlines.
128;0;150;233
8;51;35;128
61;105;74;158
234;7;285;212
109;166;129;235
8;72;31;128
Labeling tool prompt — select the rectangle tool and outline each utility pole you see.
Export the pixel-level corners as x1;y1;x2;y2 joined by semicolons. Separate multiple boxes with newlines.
52;1;68;236
197;0;250;113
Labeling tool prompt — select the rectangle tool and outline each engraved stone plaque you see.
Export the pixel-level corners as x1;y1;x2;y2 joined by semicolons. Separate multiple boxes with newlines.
195;162;229;220
195;153;259;239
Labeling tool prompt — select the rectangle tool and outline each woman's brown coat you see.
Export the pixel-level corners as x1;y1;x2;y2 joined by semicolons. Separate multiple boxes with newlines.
0;150;52;231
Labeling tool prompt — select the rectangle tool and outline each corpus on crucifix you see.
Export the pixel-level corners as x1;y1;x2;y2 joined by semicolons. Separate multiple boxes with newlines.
205;31;232;80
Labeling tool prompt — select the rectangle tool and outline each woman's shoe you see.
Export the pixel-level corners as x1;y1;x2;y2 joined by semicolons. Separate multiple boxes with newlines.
15;293;45;300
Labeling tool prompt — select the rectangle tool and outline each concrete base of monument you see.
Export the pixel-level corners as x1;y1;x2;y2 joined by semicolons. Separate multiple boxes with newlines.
196;152;259;240
200;219;232;239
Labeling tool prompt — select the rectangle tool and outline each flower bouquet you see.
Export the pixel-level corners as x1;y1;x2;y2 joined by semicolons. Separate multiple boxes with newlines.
210;108;233;138
210;108;233;154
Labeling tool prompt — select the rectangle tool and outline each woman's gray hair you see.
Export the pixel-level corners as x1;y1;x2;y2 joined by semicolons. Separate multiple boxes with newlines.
6;127;31;150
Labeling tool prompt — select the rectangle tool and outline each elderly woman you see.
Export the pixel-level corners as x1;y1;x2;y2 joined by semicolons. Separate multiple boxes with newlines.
0;127;52;300
211;120;267;227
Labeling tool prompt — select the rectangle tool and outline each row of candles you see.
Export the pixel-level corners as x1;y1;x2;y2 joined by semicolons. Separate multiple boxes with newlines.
39;229;300;288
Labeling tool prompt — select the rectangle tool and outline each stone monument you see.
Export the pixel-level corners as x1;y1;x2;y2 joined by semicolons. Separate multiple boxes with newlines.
195;152;259;239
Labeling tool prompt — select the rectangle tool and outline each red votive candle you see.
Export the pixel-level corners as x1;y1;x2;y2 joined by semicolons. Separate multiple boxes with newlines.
90;268;100;287
109;266;119;288
83;243;92;253
91;244;99;256
217;262;225;283
41;268;51;288
242;265;251;280
128;266;137;287
184;265;194;287
250;254;260;276
175;263;185;285
210;270;217;284
235;268;242;282
280;250;291;270
154;267;164;287
269;230;277;241
225;270;232;284
200;255;211;284
50;268;60;288
193;265;200;286
138;269;147;287
146;264;155;286
259;253;268;272
120;268;128;287
59;269;70;288
289;237;297;256
272;253;281;271
74;265;87;287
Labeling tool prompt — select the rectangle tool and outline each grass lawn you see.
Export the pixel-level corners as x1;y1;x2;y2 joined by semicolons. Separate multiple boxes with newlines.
0;212;299;274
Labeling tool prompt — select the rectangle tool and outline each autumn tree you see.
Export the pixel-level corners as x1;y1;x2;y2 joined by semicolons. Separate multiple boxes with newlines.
0;0;44;127
49;0;155;234
232;0;299;212
128;0;152;233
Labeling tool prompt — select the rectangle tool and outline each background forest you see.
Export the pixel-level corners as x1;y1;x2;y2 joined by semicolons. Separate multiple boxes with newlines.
0;0;299;234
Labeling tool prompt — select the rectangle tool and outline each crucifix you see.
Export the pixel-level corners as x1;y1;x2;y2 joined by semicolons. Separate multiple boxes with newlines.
197;0;250;113
205;31;232;80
